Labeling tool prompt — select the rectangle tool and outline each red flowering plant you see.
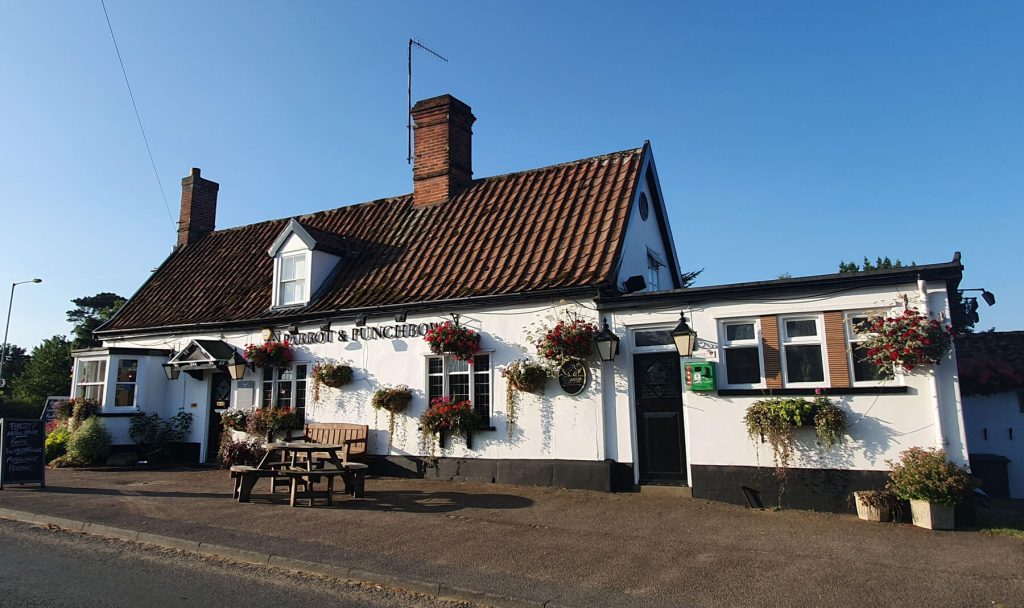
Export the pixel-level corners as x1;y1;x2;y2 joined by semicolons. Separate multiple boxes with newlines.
860;308;954;374
533;317;598;364
243;340;293;369
424;321;481;362
419;397;480;437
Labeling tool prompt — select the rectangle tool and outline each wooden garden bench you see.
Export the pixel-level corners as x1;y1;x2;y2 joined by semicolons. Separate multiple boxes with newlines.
288;423;368;463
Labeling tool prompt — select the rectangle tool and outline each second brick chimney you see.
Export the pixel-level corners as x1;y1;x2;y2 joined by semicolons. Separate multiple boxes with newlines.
412;94;475;207
177;167;219;248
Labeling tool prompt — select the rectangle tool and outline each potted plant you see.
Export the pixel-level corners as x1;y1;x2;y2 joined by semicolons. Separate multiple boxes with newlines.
311;362;354;403
743;394;847;475
886;447;979;530
501;359;548;434
245;407;303;442
243;340;293;369
419;397;480;450
852;489;895;522
532;316;598;364
424;321;481;362
860;308;954;375
371;385;413;450
220;409;247;432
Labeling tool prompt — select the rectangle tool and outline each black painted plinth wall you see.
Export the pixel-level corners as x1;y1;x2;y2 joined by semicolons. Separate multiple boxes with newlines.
365;456;629;492
690;465;890;513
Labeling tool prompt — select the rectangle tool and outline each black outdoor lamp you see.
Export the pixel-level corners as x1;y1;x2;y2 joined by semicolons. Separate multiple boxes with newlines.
162;363;181;381
670;313;698;358
226;352;249;381
593;319;620;362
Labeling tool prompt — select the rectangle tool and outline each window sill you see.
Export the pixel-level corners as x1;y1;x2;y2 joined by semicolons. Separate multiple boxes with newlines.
716;386;910;397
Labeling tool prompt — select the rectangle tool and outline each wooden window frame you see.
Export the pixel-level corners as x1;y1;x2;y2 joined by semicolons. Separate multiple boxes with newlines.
779;315;829;389
719;319;766;389
424;352;493;422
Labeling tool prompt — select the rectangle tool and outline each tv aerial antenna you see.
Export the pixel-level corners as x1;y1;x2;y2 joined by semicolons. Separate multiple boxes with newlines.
408;38;448;164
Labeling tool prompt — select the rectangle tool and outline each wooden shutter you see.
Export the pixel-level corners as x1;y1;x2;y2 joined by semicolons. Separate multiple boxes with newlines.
823;311;852;388
760;315;783;388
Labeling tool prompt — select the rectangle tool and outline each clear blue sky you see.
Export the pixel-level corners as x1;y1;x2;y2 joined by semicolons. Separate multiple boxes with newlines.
2;1;1022;350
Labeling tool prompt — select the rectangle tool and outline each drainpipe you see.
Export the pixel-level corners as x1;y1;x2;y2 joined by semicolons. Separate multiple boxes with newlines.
918;277;946;449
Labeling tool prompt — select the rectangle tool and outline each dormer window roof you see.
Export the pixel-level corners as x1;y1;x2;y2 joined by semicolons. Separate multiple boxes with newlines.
268;218;342;309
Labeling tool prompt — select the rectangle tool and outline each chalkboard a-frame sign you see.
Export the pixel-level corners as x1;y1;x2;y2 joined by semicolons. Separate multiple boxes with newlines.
0;418;46;490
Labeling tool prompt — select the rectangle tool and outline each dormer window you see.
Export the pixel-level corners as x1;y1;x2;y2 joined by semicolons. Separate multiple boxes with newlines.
278;253;308;306
267;218;343;309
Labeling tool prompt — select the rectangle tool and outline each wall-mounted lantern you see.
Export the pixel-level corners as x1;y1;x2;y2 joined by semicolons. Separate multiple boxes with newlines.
162;363;181;381
671;313;698;358
593;320;620;362
226;352;249;381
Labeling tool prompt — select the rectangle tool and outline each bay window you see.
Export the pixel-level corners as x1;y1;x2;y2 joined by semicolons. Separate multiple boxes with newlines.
76;360;106;404
114;359;138;407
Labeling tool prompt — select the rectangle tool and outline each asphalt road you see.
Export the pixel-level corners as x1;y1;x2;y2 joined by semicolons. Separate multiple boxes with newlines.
0;519;478;608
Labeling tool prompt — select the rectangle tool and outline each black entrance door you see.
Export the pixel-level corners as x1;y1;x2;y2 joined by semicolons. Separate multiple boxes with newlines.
634;352;687;484
207;372;230;463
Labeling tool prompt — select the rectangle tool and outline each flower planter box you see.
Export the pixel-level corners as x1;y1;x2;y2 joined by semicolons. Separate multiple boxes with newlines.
910;499;955;530
853;492;892;522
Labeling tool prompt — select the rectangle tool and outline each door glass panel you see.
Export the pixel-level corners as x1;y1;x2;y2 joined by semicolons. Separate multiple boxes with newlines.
639;360;681;399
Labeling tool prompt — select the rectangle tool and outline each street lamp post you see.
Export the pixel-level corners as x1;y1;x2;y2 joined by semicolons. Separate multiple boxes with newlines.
0;278;43;391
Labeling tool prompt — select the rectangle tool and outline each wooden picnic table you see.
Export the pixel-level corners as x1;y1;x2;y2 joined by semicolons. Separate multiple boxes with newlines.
232;441;369;507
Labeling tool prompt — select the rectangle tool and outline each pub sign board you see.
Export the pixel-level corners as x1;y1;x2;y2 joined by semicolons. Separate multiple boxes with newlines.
40;395;69;424
557;360;589;396
0;418;46;489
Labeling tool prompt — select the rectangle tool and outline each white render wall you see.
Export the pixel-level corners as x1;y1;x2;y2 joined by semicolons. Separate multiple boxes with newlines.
108;301;609;463
608;280;968;483
962;391;1024;498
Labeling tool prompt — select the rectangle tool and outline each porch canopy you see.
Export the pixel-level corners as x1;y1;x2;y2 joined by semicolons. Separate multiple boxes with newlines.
166;340;239;379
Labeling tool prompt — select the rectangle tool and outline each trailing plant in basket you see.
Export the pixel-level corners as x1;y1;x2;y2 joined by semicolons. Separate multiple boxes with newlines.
860;308;954;374
532;317;598;364
501;359;548;434
311;362;354;403
245;407;302;441
420;397;479;442
371;385;413;450
886;447;979;506
220;409;247;432
243;340;293;369
744;395;847;475
424;321;481;362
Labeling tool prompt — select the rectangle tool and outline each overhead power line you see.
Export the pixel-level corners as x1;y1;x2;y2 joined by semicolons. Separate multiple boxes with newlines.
100;0;176;229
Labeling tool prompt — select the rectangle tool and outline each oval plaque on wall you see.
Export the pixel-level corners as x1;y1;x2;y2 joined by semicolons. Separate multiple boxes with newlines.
558;360;589;396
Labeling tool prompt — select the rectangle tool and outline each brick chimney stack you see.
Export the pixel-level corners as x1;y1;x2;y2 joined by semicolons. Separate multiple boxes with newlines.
177;167;219;248
412;94;475;207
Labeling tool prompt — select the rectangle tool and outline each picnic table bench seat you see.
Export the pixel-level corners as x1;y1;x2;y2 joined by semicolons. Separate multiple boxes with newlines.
286;423;368;463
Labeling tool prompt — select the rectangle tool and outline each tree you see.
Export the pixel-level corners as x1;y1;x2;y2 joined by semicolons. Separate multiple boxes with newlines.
680;268;703;289
0;343;29;387
14;335;72;407
67;292;126;348
838;257;913;274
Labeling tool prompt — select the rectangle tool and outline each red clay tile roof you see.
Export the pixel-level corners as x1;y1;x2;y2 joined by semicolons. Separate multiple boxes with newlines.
102;147;646;334
956;331;1024;395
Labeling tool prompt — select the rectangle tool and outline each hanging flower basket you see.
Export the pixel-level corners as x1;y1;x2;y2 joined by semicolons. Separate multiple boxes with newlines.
371;385;412;451
371;385;413;414
424;321;481;362
860;308;954;373
502;360;549;393
313;362;353;388
743;395;847;475
243;340;293;369
533;318;598;363
419;397;479;437
501;360;548;436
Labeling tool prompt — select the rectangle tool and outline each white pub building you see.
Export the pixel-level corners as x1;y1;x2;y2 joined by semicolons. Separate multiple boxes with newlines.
72;94;971;511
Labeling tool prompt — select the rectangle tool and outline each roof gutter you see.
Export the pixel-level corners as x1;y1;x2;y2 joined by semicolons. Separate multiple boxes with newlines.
96;285;602;341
